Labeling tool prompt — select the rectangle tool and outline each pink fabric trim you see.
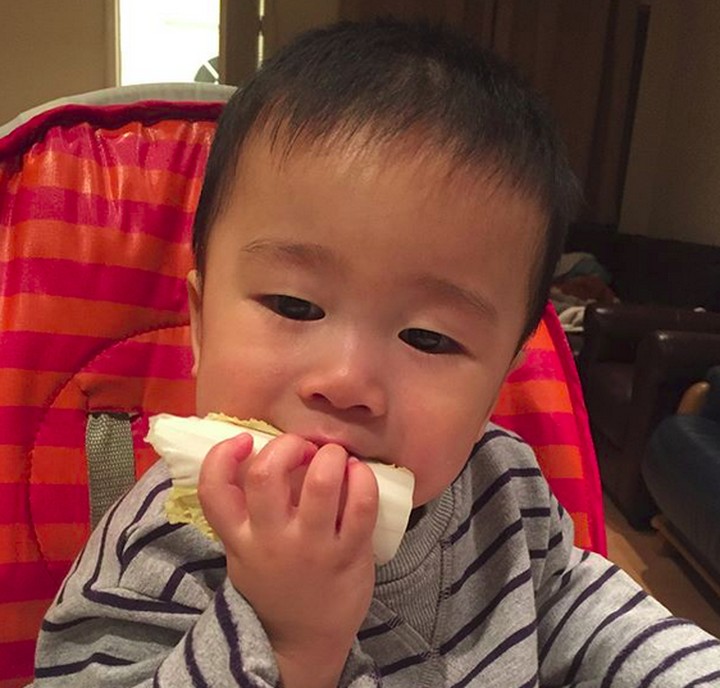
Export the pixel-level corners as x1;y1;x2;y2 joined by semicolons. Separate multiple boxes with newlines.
30;131;212;174
542;304;606;554
0;101;224;158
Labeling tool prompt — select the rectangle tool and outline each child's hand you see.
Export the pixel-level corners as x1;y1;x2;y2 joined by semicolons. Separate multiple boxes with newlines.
197;433;379;688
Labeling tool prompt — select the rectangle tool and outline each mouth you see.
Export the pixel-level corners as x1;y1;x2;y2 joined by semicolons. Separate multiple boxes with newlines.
299;435;395;465
303;435;364;458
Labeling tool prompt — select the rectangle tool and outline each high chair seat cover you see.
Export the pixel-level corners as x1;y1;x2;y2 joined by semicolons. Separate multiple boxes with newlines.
0;97;604;687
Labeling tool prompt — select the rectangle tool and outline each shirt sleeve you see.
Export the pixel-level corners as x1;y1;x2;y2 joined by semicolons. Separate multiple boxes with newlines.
535;495;720;686
33;465;380;687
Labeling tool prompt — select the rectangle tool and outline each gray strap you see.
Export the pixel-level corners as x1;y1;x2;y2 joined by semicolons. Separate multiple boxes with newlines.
85;413;137;529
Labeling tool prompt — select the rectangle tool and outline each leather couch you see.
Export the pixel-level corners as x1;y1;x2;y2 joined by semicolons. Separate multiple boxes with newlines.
567;225;720;527
643;366;720;589
564;224;720;311
578;308;720;527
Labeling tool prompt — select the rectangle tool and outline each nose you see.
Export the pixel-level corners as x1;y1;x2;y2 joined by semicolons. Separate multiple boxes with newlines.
296;337;388;418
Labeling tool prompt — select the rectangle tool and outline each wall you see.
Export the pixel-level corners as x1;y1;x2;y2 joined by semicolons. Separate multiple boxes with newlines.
620;0;720;245
0;0;339;126
263;0;340;58
0;0;113;126
221;0;340;83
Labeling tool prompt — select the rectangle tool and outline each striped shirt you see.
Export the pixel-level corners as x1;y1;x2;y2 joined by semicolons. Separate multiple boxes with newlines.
33;425;720;686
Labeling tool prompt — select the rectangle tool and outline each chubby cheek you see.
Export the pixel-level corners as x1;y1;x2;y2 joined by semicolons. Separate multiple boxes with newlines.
195;365;262;417
403;416;488;507
408;444;473;506
398;382;496;507
193;331;282;419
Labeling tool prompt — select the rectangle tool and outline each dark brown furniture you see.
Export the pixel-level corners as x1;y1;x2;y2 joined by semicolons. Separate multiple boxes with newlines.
643;367;720;595
565;225;720;312
578;305;720;527
566;225;720;527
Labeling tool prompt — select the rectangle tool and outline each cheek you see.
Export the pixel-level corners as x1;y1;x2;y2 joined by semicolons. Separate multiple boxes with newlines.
398;379;497;505
194;327;280;418
402;405;488;505
195;364;267;416
409;446;470;506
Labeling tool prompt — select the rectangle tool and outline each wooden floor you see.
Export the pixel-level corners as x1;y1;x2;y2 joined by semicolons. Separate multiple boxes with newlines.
603;494;720;639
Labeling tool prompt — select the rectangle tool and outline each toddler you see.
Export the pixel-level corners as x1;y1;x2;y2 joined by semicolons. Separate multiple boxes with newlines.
34;19;720;687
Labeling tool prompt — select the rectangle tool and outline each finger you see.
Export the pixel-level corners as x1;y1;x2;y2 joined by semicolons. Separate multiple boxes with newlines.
197;433;255;542
243;434;317;528
297;444;349;535
338;458;379;552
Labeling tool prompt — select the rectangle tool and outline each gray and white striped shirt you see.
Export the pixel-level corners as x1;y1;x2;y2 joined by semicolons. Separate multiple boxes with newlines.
33;425;720;686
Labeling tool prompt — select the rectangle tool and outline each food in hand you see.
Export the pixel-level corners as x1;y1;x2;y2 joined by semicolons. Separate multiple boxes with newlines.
145;413;415;564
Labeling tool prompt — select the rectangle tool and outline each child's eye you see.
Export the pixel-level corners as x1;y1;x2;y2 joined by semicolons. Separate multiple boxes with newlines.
261;295;325;321
399;328;462;354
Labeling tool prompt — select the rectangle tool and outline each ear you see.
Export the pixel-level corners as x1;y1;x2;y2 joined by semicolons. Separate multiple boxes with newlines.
187;270;203;377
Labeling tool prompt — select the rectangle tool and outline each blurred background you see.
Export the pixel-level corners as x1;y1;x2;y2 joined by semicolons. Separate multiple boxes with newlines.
3;0;719;247
1;0;719;636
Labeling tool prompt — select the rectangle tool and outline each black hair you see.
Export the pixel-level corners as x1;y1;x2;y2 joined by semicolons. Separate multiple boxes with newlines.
193;18;580;344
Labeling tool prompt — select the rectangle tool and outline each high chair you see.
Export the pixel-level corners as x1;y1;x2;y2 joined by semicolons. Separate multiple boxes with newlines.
0;86;604;687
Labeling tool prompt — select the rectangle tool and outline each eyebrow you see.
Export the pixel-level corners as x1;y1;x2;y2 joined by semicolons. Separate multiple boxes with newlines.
415;274;499;323
241;239;338;267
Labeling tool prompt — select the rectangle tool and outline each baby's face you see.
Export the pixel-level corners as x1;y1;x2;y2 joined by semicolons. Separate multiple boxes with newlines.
189;134;544;506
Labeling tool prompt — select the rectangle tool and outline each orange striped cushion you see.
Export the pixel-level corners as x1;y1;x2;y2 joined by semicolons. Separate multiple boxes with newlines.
0;101;603;687
0;103;219;687
491;304;604;552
